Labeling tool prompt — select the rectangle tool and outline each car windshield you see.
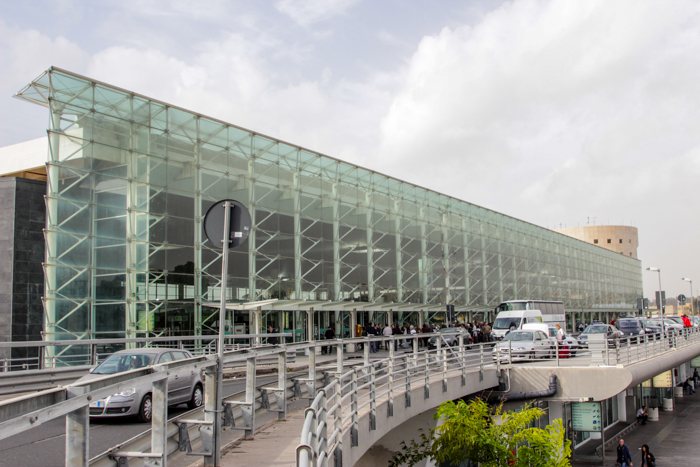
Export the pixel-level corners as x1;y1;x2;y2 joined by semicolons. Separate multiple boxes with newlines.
494;318;520;330
583;325;607;334
93;353;156;375
504;332;533;341
618;319;639;328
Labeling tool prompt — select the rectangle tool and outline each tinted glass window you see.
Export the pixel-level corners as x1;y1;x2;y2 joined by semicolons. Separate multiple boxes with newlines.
172;351;189;360
618;319;639;327
93;353;156;374
504;332;533;341
158;352;174;363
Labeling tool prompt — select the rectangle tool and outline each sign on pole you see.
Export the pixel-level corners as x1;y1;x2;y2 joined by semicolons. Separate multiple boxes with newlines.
678;294;687;305
652;371;673;388
571;401;603;432
202;199;251;466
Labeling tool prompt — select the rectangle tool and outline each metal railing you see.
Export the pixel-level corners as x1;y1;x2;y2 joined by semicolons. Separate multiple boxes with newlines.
296;332;495;467
2;326;699;467
0;333;292;371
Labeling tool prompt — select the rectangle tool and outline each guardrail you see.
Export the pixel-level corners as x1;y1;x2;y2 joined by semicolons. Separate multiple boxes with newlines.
296;332;494;467
0;333;292;371
2;326;699;467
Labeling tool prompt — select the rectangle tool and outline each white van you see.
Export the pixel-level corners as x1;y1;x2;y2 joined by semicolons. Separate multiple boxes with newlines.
492;310;543;340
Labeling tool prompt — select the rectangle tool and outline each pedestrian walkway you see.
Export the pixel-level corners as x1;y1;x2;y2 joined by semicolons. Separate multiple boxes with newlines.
573;393;700;466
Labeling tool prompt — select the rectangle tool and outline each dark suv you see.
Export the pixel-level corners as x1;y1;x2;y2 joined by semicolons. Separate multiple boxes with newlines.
616;317;645;343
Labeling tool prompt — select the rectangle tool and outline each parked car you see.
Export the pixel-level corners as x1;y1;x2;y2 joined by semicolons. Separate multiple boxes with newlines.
76;348;204;422
493;329;554;362
640;319;664;339
428;328;473;350
616;318;646;343
577;324;623;349
546;326;580;357
648;318;683;335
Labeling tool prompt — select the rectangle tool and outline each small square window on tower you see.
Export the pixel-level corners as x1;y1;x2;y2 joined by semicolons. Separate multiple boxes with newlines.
619;239;623;243
594;239;599;244
607;239;612;243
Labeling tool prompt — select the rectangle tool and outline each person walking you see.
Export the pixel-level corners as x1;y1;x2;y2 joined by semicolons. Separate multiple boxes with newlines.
640;444;655;467
267;325;278;345
323;325;335;355
383;323;393;350
368;324;378;352
616;439;633;467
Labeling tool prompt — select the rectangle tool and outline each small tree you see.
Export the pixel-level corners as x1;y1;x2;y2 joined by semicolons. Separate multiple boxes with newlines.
390;399;571;467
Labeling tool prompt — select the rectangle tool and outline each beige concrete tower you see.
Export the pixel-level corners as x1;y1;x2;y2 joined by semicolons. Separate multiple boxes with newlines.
554;225;639;259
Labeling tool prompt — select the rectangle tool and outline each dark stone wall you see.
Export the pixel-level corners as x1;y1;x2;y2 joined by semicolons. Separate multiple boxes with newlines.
0;178;46;365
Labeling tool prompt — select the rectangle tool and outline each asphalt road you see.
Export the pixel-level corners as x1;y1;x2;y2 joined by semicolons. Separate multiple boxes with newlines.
0;376;278;467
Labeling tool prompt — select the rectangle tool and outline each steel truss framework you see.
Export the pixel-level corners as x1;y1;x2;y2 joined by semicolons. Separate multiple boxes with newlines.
15;68;643;346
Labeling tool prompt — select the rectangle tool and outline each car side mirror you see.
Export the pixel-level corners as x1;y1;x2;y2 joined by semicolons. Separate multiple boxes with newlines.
89;367;95;374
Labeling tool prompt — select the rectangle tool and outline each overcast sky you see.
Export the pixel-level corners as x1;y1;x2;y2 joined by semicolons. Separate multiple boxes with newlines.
1;0;698;301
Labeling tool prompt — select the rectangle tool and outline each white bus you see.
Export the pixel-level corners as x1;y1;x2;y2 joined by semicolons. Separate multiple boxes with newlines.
494;300;566;327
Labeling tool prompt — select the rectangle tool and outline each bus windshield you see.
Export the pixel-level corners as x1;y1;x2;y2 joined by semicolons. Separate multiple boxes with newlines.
497;302;528;312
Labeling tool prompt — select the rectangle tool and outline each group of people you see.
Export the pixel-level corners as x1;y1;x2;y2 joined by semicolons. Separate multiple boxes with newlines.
357;321;495;353
616;439;655;467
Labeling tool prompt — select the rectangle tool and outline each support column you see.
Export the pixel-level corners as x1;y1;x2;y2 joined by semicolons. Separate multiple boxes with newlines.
366;192;374;301
480;223;488;306
250;306;262;346
332;182;340;301
420;207;428;304
395;200;403;303
387;309;393;326
248;159;257;300
348;308;357;353
462;219;470;306
293;169;302;299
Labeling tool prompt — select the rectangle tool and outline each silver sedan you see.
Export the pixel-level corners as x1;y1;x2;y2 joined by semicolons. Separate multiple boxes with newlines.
493;330;555;362
76;348;204;422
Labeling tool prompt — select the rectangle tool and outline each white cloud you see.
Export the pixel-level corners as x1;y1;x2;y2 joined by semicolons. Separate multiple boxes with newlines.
376;0;700;298
275;0;362;27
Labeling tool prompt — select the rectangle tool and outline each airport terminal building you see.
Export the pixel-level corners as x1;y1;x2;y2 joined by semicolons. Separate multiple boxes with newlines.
1;68;642;351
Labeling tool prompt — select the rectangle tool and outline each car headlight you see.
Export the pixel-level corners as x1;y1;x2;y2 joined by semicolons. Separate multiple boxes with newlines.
114;388;136;397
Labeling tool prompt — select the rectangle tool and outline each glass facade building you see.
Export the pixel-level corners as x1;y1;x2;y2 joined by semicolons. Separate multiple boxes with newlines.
14;68;642;344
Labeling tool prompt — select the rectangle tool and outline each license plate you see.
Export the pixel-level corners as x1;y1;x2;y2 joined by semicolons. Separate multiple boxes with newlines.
90;400;105;408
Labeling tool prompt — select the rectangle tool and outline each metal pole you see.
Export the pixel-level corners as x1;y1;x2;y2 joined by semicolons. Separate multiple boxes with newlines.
657;270;666;339
216;201;232;465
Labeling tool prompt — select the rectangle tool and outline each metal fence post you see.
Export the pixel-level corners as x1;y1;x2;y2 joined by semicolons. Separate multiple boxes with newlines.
458;334;466;386
556;340;560;367
351;369;359;446
65;386;89;467
319;390;328;467
308;342;317;403
370;363;377;430
336;339;344;376
336;373;344;466
277;349;287;420
245;356;257;438
404;355;411;408
388;338;394;416
478;342;484;383
203;366;218;467
151;367;169;467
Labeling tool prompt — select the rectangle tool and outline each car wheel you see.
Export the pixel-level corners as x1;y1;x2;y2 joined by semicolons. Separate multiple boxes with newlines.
137;394;152;423
187;384;204;410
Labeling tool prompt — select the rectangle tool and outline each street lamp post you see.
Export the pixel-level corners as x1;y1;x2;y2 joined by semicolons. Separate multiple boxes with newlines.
682;278;695;317
647;267;665;338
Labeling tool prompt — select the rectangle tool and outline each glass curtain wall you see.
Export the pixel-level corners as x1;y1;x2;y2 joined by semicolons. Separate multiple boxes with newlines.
15;68;643;348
